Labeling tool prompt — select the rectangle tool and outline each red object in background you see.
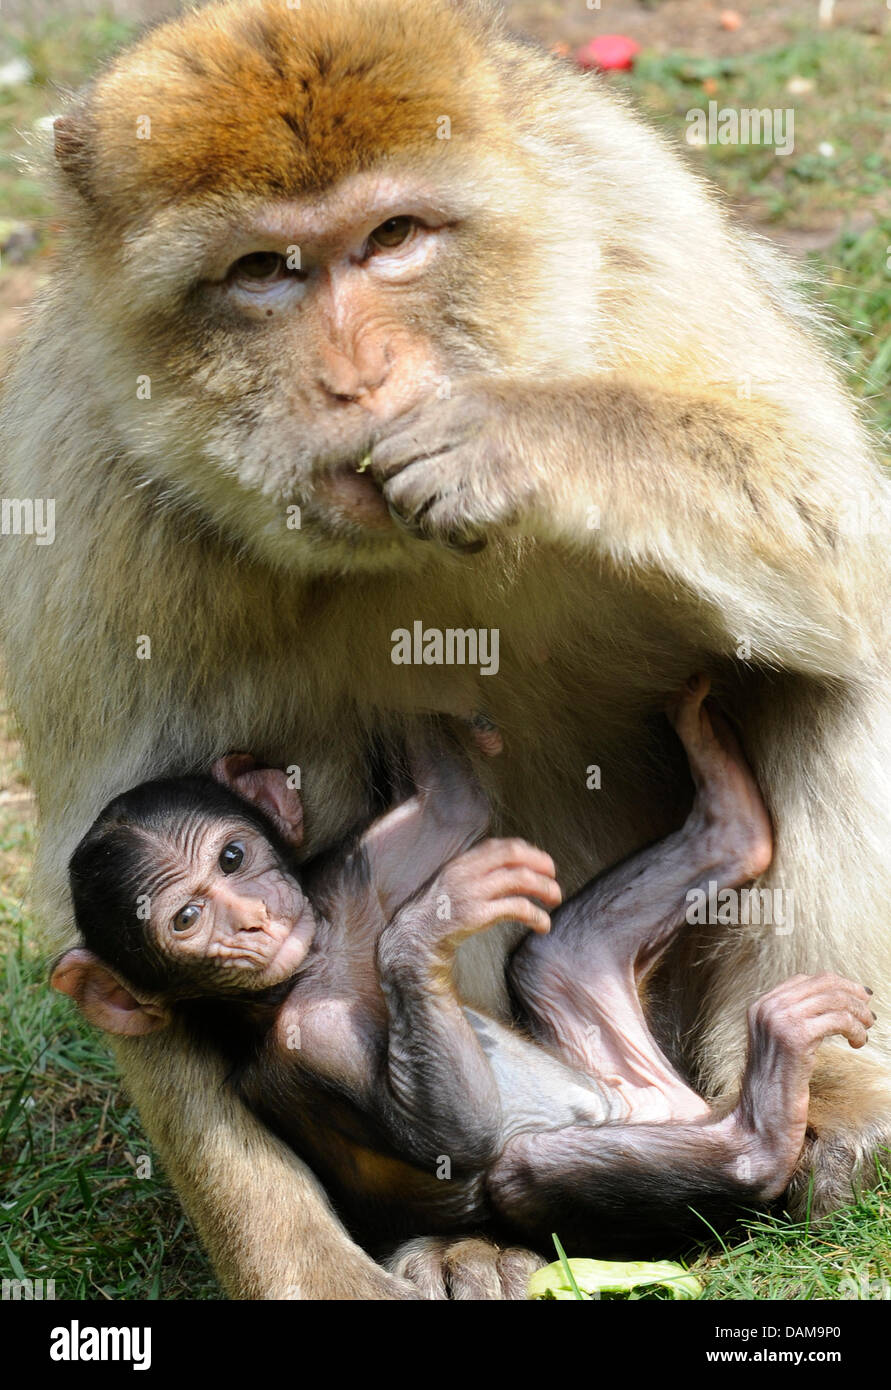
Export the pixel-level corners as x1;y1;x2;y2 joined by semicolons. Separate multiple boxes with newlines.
575;35;641;72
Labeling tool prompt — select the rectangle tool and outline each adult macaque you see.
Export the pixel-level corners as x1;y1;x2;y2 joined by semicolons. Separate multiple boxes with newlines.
53;680;874;1250
1;0;890;1297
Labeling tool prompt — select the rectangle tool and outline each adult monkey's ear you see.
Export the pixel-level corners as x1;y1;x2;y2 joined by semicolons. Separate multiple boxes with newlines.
211;754;305;848
53;105;95;201
50;948;170;1037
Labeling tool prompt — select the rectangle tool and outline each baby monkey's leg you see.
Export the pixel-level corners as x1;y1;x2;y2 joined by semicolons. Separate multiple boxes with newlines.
489;973;873;1242
510;674;772;1121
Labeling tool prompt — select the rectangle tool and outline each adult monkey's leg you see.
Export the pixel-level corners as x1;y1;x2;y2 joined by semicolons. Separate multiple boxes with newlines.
118;1028;542;1298
114;1025;417;1300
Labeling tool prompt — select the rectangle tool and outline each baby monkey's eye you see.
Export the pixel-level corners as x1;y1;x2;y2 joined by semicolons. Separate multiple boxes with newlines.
219;840;245;874
173;903;202;933
369;216;415;251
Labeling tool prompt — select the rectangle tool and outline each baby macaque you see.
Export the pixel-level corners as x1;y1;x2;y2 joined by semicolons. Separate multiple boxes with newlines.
53;678;874;1253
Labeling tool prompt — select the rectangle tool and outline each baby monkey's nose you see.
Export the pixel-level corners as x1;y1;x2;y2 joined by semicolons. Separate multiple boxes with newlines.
214;882;269;933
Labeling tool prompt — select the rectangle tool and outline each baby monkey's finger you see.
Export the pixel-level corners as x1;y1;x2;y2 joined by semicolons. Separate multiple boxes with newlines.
484;866;562;909
494;897;552;934
481;839;557;878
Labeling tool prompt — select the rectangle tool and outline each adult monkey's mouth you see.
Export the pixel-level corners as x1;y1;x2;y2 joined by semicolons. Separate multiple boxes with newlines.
315;458;394;529
315;458;487;551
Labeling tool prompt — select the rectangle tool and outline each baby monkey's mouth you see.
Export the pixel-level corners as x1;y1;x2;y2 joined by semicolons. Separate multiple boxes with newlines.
256;906;318;984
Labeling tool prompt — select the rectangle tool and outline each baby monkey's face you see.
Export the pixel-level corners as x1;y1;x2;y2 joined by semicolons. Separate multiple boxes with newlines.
147;817;317;992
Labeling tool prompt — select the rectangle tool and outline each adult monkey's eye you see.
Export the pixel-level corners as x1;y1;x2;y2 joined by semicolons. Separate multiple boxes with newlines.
219;840;245;874
231;251;286;282
369;216;415;251
173;903;202;933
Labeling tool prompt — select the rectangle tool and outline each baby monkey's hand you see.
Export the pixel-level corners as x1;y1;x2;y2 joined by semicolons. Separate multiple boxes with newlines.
437;838;561;939
386;838;561;960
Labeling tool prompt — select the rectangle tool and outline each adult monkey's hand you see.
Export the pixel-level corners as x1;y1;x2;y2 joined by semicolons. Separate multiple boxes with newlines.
387;1237;545;1300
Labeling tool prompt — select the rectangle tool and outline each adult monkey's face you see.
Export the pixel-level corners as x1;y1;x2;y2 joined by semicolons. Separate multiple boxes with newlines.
52;0;595;574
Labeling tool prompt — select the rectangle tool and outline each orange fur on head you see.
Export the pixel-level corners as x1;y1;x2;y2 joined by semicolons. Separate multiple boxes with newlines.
59;0;507;219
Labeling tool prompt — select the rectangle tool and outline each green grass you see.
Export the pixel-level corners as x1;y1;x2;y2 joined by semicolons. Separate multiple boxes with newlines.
625;31;891;226
0;707;219;1296
0;969;220;1299
542;1178;891;1300
817;220;891;441
0;6;142;230
4;5;138;88
691;1178;891;1299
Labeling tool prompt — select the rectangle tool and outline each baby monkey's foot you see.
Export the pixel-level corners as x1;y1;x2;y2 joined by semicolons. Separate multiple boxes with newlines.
667;674;773;883
733;972;875;1199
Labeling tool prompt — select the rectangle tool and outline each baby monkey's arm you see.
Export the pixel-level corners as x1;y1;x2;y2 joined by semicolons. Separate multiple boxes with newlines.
372;838;561;1170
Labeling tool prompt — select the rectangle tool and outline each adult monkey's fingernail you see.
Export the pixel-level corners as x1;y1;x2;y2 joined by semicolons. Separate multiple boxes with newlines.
387;500;424;537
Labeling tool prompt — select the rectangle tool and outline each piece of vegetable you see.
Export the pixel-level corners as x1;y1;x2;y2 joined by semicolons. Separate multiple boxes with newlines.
528;1256;703;1301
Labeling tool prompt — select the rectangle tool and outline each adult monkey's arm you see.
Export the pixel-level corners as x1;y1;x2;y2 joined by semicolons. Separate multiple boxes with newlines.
372;375;886;682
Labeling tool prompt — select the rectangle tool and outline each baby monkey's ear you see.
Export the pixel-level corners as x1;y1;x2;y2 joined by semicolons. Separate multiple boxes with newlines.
50;948;170;1037
211;754;304;848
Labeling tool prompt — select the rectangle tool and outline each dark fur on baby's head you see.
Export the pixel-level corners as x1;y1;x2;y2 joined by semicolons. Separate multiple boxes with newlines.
68;775;296;997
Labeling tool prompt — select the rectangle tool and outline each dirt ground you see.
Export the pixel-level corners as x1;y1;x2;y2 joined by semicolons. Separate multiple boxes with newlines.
506;0;886;52
3;0;887;51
